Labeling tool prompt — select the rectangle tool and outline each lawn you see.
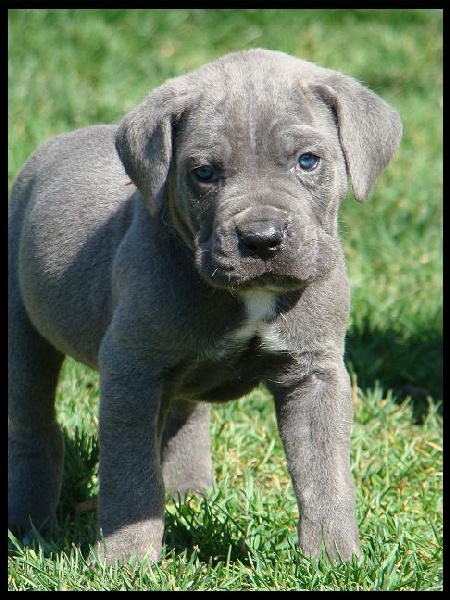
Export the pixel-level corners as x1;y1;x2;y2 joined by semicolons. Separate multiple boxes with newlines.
8;8;442;591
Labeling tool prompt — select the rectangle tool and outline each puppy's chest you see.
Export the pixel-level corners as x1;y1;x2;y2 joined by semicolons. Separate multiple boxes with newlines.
173;292;290;402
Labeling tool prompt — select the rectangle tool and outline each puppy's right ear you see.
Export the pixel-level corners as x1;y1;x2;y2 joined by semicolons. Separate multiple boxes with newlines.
115;80;195;215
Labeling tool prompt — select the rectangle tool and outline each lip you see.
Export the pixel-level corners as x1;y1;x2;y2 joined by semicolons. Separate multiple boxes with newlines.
237;274;305;293
197;246;308;292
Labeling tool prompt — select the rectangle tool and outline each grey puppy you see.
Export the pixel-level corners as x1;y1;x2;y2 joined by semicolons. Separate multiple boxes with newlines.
9;49;402;564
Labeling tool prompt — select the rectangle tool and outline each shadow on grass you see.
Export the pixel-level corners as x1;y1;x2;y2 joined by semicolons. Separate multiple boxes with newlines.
55;428;99;554
163;499;252;565
60;427;99;513
345;320;442;422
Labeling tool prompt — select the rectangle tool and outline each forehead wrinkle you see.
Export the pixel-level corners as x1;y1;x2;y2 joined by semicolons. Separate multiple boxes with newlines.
179;82;319;166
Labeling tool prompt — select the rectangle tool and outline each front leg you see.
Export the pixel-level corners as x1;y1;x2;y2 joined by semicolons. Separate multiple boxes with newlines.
162;400;213;497
95;334;166;564
271;364;360;562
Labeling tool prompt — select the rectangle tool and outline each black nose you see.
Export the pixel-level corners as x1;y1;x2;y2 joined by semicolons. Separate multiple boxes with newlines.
237;221;286;259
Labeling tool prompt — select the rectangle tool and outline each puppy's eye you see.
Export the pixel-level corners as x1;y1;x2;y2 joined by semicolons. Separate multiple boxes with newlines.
194;165;216;182
298;153;320;171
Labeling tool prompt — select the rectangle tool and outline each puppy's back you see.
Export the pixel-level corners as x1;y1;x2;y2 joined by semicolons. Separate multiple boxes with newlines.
9;125;136;368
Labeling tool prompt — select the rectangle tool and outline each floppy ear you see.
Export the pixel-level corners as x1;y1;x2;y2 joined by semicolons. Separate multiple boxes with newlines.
115;80;195;215
310;75;402;202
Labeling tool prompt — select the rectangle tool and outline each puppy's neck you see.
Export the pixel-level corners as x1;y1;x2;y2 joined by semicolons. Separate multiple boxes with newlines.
239;289;277;323
230;290;287;353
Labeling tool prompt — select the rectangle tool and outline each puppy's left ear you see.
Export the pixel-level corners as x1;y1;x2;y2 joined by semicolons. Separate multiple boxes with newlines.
310;75;402;202
115;79;196;215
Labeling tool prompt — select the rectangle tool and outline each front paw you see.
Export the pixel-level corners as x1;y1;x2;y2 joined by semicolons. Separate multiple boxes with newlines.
90;521;163;565
299;516;360;562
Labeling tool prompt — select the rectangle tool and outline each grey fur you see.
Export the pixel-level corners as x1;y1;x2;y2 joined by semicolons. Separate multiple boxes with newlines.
8;49;402;564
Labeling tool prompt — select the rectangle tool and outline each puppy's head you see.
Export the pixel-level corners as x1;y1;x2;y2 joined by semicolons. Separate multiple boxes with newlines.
116;49;402;292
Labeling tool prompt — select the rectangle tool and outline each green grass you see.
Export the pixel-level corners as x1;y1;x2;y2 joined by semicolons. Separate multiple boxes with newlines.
8;8;442;591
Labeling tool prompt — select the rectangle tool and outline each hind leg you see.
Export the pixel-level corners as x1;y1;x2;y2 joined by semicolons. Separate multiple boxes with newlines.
162;400;213;498
8;301;65;535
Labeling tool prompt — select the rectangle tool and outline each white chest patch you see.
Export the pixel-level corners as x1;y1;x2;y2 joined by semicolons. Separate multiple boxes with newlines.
232;290;287;352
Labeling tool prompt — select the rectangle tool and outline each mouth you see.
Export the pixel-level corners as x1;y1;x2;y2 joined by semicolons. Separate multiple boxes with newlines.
203;267;306;293
236;273;306;293
196;232;319;293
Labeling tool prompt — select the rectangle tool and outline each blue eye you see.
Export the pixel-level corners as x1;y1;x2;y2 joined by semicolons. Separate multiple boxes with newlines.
194;165;215;182
298;153;320;171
